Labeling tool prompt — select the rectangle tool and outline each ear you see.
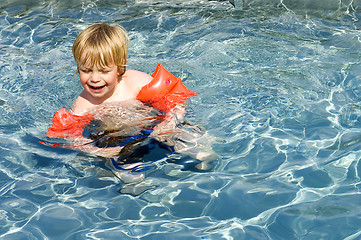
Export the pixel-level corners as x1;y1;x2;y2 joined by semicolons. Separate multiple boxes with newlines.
117;66;126;76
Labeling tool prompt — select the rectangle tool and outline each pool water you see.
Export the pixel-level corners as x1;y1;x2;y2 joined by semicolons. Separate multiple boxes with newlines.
1;0;361;239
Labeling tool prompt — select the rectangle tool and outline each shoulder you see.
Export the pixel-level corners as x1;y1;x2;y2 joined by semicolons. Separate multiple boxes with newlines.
124;69;153;84
122;69;153;93
70;92;93;115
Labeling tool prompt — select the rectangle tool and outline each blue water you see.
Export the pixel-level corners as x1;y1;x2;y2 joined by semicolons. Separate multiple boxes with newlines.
1;0;361;239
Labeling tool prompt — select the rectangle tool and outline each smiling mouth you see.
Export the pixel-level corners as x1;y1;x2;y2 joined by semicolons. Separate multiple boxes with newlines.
89;85;105;90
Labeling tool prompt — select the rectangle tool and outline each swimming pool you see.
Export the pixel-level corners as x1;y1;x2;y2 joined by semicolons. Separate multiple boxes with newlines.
1;0;361;239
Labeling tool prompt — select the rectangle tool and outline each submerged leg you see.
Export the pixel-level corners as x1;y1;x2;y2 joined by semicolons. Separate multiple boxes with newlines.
157;121;218;170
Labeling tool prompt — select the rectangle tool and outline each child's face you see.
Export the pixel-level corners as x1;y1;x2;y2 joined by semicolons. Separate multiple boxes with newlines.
78;64;120;102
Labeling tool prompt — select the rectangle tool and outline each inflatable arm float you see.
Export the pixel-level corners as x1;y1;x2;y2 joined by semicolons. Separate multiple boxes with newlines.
47;108;93;138
47;64;198;139
136;64;198;113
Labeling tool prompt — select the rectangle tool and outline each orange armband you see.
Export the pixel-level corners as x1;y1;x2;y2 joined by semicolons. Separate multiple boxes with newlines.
136;64;198;113
47;108;93;138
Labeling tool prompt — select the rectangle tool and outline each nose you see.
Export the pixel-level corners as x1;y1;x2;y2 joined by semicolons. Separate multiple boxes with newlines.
90;71;101;83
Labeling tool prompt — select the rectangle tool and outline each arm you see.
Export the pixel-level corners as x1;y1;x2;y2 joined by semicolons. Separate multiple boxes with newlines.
67;137;125;158
150;103;186;142
70;91;94;116
123;69;153;96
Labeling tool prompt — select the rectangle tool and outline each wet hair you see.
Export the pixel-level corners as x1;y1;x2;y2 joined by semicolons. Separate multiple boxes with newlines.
72;23;128;75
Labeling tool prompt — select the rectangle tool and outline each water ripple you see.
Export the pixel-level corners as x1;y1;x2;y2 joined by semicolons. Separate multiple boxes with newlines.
1;0;361;239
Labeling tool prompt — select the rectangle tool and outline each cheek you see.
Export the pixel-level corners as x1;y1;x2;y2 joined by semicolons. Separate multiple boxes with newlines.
79;74;88;85
106;73;119;85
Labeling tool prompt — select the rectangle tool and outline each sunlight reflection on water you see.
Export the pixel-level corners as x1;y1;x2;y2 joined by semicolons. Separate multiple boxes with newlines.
1;0;361;239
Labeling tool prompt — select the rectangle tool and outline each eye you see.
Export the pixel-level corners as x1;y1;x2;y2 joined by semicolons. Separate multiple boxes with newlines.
100;69;110;74
80;68;91;73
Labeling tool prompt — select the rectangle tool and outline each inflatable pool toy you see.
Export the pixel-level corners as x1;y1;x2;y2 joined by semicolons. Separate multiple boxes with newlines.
47;64;198;139
136;64;198;113
47;108;93;138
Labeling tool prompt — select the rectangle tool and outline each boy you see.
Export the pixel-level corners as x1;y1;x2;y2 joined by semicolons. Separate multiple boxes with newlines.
71;23;153;115
54;23;216;178
70;23;187;138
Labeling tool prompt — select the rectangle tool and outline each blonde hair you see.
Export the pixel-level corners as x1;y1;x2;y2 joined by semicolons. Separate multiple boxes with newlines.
72;23;128;75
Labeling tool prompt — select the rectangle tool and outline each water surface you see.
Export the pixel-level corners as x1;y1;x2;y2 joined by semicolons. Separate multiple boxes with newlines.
1;0;361;239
